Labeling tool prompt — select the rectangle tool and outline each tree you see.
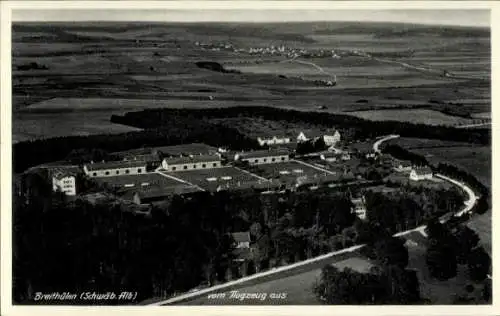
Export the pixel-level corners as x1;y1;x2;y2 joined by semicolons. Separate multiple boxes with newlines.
373;237;409;268
453;226;479;264
380;266;421;304
426;238;457;280
467;247;491;281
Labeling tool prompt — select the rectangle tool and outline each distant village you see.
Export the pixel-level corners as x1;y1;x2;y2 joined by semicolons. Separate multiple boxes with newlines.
194;41;344;59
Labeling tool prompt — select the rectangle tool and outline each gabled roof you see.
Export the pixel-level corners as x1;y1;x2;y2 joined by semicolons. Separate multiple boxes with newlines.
84;160;147;171
50;166;80;179
232;232;251;243
237;149;290;159
163;154;221;165
153;143;218;156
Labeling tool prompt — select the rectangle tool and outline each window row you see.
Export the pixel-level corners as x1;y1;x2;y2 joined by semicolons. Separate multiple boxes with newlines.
250;157;287;163
91;168;143;177
171;163;218;171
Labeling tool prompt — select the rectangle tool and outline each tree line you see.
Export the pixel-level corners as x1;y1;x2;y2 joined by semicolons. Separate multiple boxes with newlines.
425;219;491;302
13;115;260;173
112;106;490;144
14;171;463;304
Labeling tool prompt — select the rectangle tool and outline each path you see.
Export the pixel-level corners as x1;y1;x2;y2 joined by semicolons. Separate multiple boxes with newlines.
149;136;478;306
373;134;400;153
280;57;337;81
154;170;206;192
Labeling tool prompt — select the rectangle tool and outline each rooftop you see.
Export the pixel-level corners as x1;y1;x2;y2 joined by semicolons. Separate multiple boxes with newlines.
84;160;147;171
232;232;251;243
237;149;290;159
163;154;221;165
153;143;218;156
412;166;433;175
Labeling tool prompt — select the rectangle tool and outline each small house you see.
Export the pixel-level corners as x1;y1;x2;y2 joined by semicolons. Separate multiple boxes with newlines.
351;196;367;220
52;171;77;196
409;166;433;181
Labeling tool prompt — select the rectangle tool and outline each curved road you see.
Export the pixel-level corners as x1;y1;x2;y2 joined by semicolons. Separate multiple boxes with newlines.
373;134;400;153
151;135;478;306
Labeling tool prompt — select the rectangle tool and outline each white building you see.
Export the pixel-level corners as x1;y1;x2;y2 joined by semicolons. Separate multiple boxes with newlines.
297;130;341;146
162;154;222;172
409;166;433;181
234;149;290;165
257;136;291;147
52;172;77;196
84;160;147;178
351;196;367;220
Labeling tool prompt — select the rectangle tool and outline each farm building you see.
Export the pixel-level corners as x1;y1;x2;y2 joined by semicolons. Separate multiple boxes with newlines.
393;160;413;172
297;130;341;146
351;196;367;220
234;149;290;165
161;154;222;171
409;166;433;181
256;136;291;147
52;171;77;196
83;160;147;178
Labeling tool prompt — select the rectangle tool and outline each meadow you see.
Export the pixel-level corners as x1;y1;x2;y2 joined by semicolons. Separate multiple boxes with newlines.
347;109;474;126
387;137;491;189
12;21;490;142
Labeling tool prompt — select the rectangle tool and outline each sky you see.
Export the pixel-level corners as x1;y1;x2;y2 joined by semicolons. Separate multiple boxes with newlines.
12;9;490;28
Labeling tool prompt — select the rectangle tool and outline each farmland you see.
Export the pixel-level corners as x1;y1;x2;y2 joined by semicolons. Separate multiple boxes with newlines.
160;166;267;191
386;137;491;189
12;21;490;142
346;109;474;126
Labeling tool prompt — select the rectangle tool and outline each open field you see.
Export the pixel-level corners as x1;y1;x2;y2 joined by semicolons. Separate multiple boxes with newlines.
12;22;490;142
161;166;267;191
251;160;337;185
13;110;141;143
180;256;373;305
387;137;490;189
347;109;474;126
